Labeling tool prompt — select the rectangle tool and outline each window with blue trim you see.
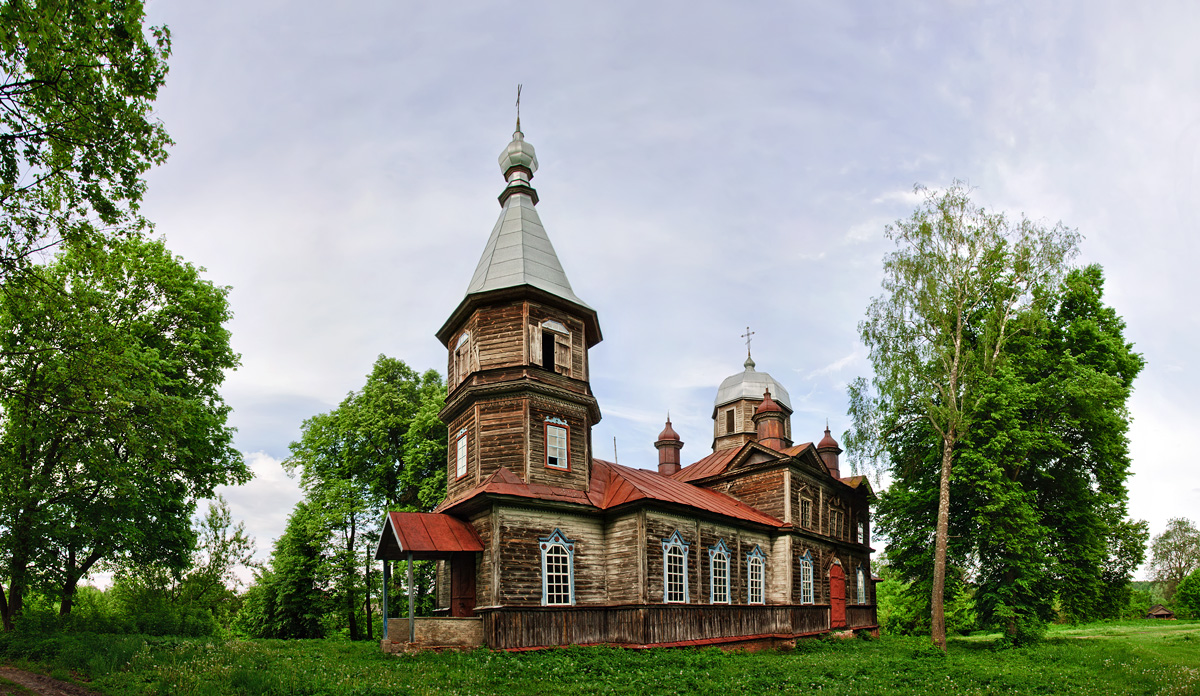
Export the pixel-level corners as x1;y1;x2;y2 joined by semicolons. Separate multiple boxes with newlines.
539;529;575;605
856;565;866;604
800;550;814;604
747;545;765;604
709;539;730;604
662;531;689;603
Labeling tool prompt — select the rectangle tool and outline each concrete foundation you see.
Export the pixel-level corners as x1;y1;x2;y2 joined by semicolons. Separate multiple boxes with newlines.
382;617;484;652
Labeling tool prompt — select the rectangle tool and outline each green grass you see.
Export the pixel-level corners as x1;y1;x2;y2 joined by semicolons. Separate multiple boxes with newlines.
2;621;1198;696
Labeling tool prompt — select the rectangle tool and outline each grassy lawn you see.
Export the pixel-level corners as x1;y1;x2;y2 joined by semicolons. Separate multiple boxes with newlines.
1;620;1197;696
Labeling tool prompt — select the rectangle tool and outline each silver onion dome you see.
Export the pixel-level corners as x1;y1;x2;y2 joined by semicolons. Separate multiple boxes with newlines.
713;356;792;412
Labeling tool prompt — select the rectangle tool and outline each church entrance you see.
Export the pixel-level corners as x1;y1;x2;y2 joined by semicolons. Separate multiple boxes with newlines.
829;561;846;628
450;552;477;617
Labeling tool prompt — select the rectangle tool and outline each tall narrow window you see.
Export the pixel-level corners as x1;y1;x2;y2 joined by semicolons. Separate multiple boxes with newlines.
747;546;765;604
545;418;569;470
539;529;575;606
542;330;556;370
858;521;866;545
725;409;735;433
455;428;468;479
800;551;814;604
800;498;812;529
856;566;866;604
454;332;471;386
709;539;730;604
539;320;571;377
662;531;690;603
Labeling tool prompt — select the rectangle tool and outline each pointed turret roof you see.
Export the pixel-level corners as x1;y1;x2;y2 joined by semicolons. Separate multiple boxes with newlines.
437;124;600;347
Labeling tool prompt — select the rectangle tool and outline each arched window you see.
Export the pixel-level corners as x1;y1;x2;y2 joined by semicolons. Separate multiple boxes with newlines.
662;531;690;603
857;565;866;604
534;319;572;376
453;331;472;386
455;427;468;479
799;550;814;604
539;529;575;606
709;539;730;604
746;545;765;605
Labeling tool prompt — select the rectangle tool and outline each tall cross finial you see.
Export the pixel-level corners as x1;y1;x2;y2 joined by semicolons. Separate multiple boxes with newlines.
741;326;755;357
515;83;523;132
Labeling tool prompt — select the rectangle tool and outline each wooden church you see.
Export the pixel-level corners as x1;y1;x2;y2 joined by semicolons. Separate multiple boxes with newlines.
375;124;878;651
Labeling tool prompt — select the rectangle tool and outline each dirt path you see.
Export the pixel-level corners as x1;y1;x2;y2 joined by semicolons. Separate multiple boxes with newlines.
0;667;102;696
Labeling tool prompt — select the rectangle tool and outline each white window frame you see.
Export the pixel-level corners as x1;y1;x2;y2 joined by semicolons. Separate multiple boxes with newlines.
708;539;730;604
857;565;866;604
662;531;690;603
800;550;814;604
455;428;468;479
539;529;575;606
544;418;569;471
800;498;812;529
858;520;866;545
747;545;765;605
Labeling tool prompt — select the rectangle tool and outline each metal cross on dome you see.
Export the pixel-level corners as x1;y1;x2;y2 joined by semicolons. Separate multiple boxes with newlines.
741;326;755;357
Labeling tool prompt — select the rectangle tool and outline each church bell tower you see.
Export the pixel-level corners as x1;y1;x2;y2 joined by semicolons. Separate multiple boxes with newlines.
436;123;602;500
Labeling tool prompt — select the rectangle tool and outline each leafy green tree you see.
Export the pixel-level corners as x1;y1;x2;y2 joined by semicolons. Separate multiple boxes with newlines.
0;0;171;273
0;235;246;630
871;265;1144;641
284;356;446;639
236;502;326;639
1149;517;1200;601
1173;569;1200;619
848;181;1079;649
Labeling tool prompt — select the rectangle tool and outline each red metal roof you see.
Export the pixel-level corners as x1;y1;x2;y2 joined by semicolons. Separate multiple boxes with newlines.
671;447;740;483
434;466;598;513
377;511;484;560
594;459;784;528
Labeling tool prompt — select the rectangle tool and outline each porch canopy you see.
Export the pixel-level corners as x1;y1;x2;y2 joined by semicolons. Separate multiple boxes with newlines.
374;511;483;561
374;512;483;643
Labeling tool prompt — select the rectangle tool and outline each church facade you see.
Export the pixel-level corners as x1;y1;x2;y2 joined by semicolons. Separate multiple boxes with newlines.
375;125;877;650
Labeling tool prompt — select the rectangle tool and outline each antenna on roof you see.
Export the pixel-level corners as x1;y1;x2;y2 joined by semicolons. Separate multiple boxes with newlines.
613;435;618;464
515;83;523;132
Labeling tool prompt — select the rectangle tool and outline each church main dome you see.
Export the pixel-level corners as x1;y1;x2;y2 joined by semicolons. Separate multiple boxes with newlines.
713;356;792;413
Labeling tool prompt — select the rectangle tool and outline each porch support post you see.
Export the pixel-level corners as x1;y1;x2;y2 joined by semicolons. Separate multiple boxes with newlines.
407;551;415;643
382;560;390;640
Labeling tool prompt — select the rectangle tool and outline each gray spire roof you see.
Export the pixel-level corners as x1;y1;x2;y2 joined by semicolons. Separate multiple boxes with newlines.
462;129;590;309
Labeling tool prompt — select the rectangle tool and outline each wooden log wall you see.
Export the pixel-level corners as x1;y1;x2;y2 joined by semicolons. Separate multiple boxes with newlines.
495;506;606;605
846;605;877;629
478;604;836;650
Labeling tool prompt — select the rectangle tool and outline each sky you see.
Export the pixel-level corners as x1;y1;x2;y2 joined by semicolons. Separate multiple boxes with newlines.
134;0;1200;577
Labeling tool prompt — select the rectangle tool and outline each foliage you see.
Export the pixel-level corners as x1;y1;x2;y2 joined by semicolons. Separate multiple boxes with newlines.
235;503;327;640
276;356;446;640
107;496;255;635
1149;517;1200;602
1175;569;1200;619
848;181;1079;649
863;261;1144;643
0;0;171;273
0;235;247;630
1;620;1198;696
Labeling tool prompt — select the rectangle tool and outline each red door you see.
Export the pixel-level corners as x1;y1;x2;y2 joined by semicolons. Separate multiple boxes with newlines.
450;553;477;617
829;563;846;628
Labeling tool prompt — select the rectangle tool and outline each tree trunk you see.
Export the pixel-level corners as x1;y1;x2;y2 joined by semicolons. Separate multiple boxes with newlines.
347;519;359;640
930;433;955;651
364;548;373;641
0;583;11;632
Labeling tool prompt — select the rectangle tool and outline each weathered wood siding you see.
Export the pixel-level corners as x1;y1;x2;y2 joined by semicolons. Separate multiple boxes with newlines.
645;511;698;604
526;302;589;381
469;511;495;608
526;401;590;490
478;604;834;649
474;302;525;371
604;513;642;604
495;506;605;606
711;468;786;521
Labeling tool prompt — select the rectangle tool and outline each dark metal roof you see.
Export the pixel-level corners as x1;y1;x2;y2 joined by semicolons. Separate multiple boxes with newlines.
375;511;484;560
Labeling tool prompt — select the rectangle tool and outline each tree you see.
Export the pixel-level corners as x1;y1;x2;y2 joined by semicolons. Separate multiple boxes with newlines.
0;234;247;630
283;356;446;639
1174;569;1200;619
236;502;326;640
0;0;171;273
1149;518;1200;602
867;263;1145;641
848;181;1079;649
